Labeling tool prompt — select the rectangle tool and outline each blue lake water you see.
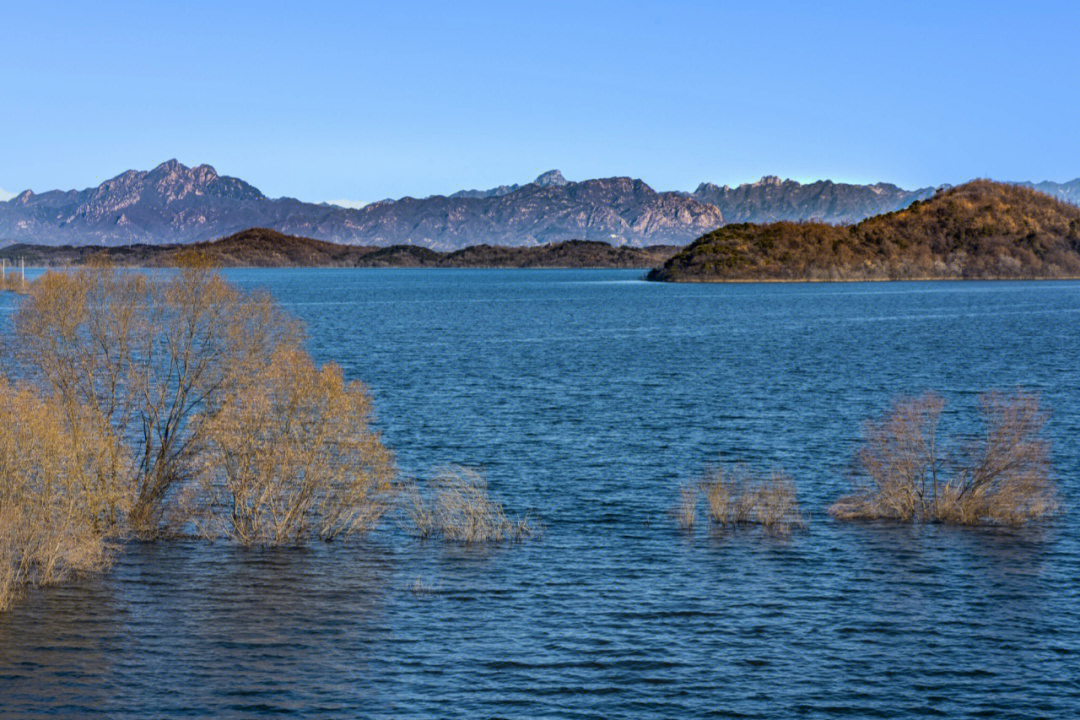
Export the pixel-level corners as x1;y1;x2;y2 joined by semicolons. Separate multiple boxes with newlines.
1;269;1079;718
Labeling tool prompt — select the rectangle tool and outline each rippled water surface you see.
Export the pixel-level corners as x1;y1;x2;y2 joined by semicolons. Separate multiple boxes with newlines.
2;270;1079;719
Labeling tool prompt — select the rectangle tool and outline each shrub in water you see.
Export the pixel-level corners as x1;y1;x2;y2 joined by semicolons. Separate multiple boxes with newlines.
678;464;805;536
406;467;532;543
830;390;1057;525
13;261;300;537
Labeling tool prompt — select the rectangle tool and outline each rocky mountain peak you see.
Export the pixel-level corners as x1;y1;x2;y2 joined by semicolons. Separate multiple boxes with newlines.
147;159;219;187
690;175;938;225
152;158;184;174
534;169;568;187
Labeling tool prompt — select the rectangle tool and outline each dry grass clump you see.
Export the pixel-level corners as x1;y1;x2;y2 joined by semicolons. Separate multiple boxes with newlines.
677;464;805;536
406;467;532;543
0;378;133;611
673;483;699;531
193;347;395;545
830;390;1058;525
0;273;29;294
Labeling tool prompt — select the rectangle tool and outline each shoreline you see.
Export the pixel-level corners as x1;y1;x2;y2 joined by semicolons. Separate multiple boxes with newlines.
6;265;1080;282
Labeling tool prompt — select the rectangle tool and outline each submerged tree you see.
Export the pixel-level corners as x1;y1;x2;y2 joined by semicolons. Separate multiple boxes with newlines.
830;390;1057;525
0;260;401;611
0;377;133;611
13;260;301;536
193;346;395;545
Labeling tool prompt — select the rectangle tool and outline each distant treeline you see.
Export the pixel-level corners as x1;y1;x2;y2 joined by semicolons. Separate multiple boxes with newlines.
650;180;1080;281
0;231;679;269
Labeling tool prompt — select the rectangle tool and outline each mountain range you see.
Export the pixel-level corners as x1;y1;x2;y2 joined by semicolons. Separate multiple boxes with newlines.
3;160;1080;249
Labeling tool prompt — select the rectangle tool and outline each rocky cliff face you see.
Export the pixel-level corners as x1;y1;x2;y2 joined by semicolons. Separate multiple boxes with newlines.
691;175;938;225
1;160;271;246
0;162;721;248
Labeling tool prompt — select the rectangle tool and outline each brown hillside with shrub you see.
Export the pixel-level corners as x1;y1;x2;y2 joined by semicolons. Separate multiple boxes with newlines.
650;181;1080;281
0;230;679;269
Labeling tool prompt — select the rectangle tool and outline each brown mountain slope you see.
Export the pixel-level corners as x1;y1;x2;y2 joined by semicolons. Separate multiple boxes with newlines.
648;181;1080;282
0;229;679;269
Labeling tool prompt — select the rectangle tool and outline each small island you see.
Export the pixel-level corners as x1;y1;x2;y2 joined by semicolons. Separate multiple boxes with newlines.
648;180;1080;282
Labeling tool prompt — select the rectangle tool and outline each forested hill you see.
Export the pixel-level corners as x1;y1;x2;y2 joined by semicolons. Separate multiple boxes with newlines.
648;181;1080;282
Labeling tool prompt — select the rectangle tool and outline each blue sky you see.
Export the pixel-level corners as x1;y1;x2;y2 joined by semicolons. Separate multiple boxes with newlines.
1;0;1078;205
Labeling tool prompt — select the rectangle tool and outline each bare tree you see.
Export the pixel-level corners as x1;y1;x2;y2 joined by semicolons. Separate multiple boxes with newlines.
830;392;945;521
937;391;1056;525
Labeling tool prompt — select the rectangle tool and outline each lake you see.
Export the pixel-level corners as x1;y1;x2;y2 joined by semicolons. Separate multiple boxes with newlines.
1;270;1078;718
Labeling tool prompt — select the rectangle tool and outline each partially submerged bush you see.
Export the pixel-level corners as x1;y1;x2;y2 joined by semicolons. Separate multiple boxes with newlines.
830;390;1057;525
0;273;28;294
677;464;805;536
406;467;532;543
13;262;301;536
193;347;395;545
674;483;699;531
0;378;133;611
0;261;402;608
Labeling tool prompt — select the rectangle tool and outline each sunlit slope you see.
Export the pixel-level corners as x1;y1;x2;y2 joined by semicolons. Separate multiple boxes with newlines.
650;181;1080;281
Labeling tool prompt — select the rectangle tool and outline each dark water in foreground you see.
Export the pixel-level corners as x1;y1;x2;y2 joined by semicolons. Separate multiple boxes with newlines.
2;270;1079;719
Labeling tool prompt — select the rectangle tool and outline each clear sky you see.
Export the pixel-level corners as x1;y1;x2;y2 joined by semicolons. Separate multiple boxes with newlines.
2;0;1078;205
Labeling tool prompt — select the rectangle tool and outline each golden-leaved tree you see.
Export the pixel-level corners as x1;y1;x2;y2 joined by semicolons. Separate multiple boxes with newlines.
13;261;300;536
0;378;133;610
194;346;395;545
1;259;398;608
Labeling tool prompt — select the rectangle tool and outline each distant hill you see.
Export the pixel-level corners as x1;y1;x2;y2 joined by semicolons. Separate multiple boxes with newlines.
0;228;680;269
649;181;1080;282
0;161;722;249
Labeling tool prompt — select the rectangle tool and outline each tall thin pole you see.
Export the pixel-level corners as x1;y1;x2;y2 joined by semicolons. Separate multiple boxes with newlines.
21;257;25;288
